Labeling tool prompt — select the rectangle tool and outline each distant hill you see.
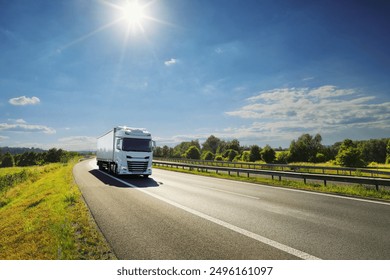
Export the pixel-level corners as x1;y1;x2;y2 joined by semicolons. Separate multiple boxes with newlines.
0;147;46;155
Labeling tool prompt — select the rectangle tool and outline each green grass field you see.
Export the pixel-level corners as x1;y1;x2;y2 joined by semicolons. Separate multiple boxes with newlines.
0;159;115;260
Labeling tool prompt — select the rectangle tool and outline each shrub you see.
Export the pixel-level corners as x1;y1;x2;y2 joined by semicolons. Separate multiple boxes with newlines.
224;149;239;162
249;145;261;162
275;151;290;164
261;145;276;163
336;139;367;167
184;146;201;159
241;151;250;162
315;153;326;163
202;151;214;161
214;155;223;161
0;152;14;168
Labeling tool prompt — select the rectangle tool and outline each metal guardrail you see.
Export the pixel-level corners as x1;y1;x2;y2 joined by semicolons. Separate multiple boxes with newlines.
153;160;390;191
154;158;390;178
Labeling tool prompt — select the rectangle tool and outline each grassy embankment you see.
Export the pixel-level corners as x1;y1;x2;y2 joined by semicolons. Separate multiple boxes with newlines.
154;163;390;201
0;159;115;259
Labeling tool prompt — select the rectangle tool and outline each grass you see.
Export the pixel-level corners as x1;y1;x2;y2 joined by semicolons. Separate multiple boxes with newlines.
0;166;26;176
0;159;115;260
154;165;390;201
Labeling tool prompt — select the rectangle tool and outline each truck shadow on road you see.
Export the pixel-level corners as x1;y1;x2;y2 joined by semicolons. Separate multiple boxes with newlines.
89;170;160;188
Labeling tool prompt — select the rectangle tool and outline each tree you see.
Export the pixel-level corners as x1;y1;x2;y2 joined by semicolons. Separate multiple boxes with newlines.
241;151;250;162
153;147;163;157
360;139;387;164
184;146;201;159
249;145;261;162
162;145;171;158
261;145;276;163
18;151;40;166
387;139;390;164
215;140;227;155
1;152;15;167
289;133;323;162
336;139;366;167
45;148;62;163
173;140;200;158
202;135;221;154
226;139;241;152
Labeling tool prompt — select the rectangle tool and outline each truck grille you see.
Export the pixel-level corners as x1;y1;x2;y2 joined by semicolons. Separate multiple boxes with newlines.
127;161;148;173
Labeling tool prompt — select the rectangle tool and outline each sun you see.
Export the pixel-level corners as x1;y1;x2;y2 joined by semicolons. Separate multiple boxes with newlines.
121;1;146;26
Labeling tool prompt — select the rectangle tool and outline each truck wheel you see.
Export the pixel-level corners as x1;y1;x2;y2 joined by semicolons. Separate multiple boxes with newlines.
109;163;117;175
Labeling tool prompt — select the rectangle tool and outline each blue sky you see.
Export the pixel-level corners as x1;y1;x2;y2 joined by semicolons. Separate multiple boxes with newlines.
1;0;389;150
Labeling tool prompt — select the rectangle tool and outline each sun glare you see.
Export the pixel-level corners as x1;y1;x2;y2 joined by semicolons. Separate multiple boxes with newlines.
121;1;145;26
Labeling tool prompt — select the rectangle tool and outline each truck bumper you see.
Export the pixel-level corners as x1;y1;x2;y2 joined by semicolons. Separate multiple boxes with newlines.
117;163;152;176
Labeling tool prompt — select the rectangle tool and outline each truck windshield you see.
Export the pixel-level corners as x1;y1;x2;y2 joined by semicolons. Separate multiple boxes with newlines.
122;138;151;152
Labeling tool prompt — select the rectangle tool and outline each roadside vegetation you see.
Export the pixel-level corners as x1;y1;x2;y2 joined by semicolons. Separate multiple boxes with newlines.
0;152;115;259
154;134;390;168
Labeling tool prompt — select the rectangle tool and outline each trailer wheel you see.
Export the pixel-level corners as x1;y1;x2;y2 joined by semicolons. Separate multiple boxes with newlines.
143;175;149;178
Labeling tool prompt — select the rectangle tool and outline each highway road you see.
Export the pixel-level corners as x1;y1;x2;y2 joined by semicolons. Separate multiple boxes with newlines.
73;159;390;260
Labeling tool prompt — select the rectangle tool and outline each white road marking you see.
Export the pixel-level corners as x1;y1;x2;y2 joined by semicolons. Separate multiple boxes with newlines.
99;170;321;260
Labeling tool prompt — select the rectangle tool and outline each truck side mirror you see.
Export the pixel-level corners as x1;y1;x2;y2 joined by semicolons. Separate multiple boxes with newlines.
116;139;122;150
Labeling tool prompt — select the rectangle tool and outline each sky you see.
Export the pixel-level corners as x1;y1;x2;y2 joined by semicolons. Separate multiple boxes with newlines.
0;0;389;151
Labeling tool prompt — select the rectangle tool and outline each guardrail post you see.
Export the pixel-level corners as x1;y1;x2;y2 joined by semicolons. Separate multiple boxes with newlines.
304;178;307;184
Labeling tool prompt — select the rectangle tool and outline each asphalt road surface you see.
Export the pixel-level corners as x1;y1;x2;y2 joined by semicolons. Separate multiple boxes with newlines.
73;159;390;260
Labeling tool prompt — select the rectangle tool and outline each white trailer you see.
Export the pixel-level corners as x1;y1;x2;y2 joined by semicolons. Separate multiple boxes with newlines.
96;126;154;177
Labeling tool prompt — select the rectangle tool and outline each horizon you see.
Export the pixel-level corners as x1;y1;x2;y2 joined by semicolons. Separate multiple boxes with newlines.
1;0;389;151
1;133;389;152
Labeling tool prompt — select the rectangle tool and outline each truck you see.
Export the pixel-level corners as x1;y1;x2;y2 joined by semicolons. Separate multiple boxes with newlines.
96;126;154;177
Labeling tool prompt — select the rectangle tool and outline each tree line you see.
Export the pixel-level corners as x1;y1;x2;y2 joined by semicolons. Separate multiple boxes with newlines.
0;148;79;168
153;134;390;167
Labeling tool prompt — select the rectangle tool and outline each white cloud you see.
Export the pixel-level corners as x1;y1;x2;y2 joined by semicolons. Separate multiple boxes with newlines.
9;96;40;106
225;85;390;143
7;118;27;124
154;134;205;146
0;135;9;142
0;122;55;134
56;136;97;151
164;58;178;66
215;47;223;54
